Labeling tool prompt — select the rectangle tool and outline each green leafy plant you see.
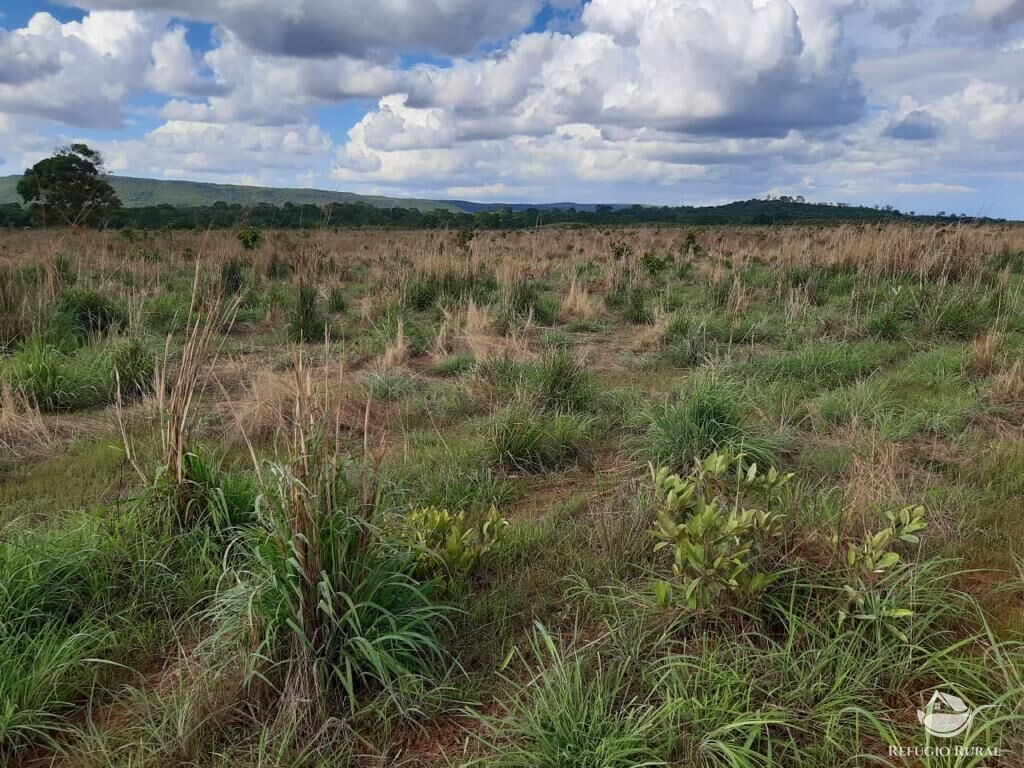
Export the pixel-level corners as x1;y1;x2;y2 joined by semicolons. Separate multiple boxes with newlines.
235;226;263;251
395;506;508;585
650;451;791;611
838;505;927;641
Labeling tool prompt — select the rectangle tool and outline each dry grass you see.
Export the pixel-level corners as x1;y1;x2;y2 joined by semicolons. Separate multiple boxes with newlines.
560;279;598;321
986;359;1024;406
969;329;1002;376
224;355;377;446
0;383;52;457
378;318;408;369
460;300;531;361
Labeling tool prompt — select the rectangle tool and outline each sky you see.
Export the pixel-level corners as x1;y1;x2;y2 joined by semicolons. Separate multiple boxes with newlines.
0;1;1023;216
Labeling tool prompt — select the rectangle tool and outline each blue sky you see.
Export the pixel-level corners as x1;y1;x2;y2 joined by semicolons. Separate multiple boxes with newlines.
1;1;1023;216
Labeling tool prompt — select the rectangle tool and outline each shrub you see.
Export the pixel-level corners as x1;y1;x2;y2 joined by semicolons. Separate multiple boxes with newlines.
649;452;791;611
390;506;508;586
839;505;927;642
235;226;263;251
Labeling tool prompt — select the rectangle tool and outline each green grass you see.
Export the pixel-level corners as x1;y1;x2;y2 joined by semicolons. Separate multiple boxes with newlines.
1;336;153;411
487;400;598;472
645;376;780;469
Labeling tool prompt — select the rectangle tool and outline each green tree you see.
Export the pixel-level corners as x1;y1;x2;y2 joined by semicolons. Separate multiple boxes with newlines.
17;144;121;227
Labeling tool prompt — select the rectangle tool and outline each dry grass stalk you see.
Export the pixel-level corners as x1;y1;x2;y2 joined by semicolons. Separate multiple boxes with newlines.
0;383;52;457
843;440;902;531
969;329;1002;376
379;318;409;369
561;279;598;320
461;300;531;361
986;360;1024;406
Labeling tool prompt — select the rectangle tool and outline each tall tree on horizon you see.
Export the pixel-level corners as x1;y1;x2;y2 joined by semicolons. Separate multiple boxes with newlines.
18;144;121;227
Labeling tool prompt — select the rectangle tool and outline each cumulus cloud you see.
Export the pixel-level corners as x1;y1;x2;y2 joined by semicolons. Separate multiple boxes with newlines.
105;119;333;182
0;10;167;127
63;0;552;58
0;27;61;84
147;25;224;96
0;0;1019;217
397;0;865;141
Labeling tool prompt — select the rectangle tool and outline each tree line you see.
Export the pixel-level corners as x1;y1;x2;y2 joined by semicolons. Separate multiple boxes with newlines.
2;144;1008;231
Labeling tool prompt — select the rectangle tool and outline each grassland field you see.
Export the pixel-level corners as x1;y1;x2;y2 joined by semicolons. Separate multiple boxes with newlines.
3;223;1024;767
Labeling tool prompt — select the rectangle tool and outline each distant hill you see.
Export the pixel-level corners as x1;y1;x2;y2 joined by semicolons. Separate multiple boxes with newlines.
0;174;469;212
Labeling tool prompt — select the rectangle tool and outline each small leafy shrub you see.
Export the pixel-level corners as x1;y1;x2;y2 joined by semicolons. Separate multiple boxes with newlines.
641;249;670;277
650;451;791;610
288;282;327;343
839;505;927;641
235;226;263;251
392;506;508;585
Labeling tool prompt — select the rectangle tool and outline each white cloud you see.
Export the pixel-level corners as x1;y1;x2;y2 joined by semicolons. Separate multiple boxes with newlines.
0;11;164;127
105;119;333;182
147;25;223;96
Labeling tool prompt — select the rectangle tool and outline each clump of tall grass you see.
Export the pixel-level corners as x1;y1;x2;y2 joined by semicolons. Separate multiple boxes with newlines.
496;275;557;333
479;625;666;768
209;365;451;731
0;382;52;456
50;287;127;345
477;348;597;413
287;282;327;343
1;336;152;411
487;397;597;472
645;376;779;469
0;506;220;758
